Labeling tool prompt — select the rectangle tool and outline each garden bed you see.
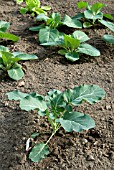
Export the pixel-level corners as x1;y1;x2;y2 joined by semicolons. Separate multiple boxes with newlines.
0;0;114;169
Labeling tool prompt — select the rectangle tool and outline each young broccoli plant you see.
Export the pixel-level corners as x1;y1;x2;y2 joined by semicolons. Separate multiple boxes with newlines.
74;1;114;31
7;84;106;162
102;34;114;44
0;46;38;80
0;21;19;42
30;12;82;31
41;30;100;62
29;12;82;43
16;0;51;16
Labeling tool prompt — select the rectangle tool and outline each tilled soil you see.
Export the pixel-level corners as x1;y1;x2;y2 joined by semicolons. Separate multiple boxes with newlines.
0;0;114;170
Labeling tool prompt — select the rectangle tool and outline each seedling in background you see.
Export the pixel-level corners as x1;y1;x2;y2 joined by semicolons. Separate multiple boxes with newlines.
73;1;114;31
29;12;82;31
16;0;51;16
7;84;106;162
0;46;38;80
41;30;100;62
29;12;82;43
102;34;114;44
0;21;19;42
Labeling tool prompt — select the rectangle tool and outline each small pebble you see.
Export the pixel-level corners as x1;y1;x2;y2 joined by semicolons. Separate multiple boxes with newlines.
86;154;95;161
18;81;25;87
81;138;88;144
105;105;111;110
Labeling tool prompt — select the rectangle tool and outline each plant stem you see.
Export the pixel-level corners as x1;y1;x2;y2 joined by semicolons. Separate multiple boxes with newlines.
45;125;60;146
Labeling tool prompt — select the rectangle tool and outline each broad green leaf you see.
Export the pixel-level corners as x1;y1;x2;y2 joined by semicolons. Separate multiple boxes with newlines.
102;34;114;44
99;19;114;32
39;27;59;43
103;14;114;21
72;13;84;20
78;43;100;56
63;84;106;105
6;90;28;100
83;22;93;28
0;32;19;41
84;10;103;20
0;45;9;52
20;7;28;14
72;31;90;43
29;24;45;31
8;63;24;80
62;15;82;28
29;143;49;162
64;34;80;50
36;14;49;21
77;1;88;9
91;2;105;14
13;52;38;60
65;52;79;62
1;51;14;66
0;21;10;32
20;95;47;111
41;6;51;11
27;0;40;7
58;111;95;132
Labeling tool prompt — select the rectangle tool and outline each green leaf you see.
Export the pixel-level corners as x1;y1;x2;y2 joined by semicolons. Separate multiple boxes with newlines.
6;90;28;100
64;34;80;50
102;34;114;44
0;21;10;32
45;89;62;102
0;45;9;52
41;6;51;11
62;15;82;28
20;95;47;111
84;10;103;20
91;2;105;14
20;7;28;14
0;64;3;69
83;22;93;28
36;14;49;21
29;24;45;32
58;49;67;55
63;84;106;106
39;27;59;43
1;51;14;66
65;52;79;62
78;43;100;56
8;63;24;80
13;52;38;60
72;31;90;43
77;1;88;9
29;143;49;162
99;19;114;32
0;32;19;41
31;132;40;139
103;14;114;21
72;13;84;20
33;7;46;15
58;111;95;132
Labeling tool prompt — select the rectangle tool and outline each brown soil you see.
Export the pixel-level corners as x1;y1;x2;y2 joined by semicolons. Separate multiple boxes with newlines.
0;0;114;170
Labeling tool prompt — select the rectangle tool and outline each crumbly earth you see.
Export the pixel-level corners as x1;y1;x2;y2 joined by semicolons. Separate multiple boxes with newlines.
0;0;114;170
